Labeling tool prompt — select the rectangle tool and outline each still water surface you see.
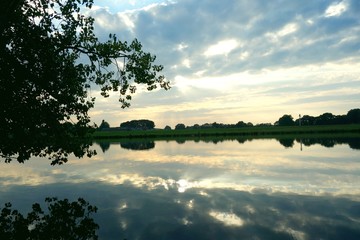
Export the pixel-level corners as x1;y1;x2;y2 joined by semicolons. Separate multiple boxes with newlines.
1;138;360;239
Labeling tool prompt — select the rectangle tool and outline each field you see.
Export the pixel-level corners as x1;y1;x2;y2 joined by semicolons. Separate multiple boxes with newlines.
93;124;360;140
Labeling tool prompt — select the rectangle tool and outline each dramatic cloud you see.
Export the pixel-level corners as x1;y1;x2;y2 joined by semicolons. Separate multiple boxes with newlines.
86;0;360;127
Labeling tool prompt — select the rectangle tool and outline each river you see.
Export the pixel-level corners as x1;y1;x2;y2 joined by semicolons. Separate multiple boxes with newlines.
1;137;360;239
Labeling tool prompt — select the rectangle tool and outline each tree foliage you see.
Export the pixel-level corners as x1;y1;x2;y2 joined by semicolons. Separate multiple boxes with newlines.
175;123;186;130
0;0;169;164
0;197;98;240
276;115;295;126
295;109;360;126
98;120;110;129
120;119;155;130
347;109;360;124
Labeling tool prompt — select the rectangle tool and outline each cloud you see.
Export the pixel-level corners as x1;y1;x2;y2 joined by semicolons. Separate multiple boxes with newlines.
204;39;240;57
324;1;348;17
92;1;359;63
83;0;360;126
88;0;360;76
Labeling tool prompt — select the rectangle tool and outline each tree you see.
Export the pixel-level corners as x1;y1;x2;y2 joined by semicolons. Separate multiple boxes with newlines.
276;114;295;126
175;123;186;130
120;119;155;130
0;0;169;164
235;121;247;128
164;125;171;130
0;197;99;240
246;122;254;127
98;120;110;130
299;115;315;126
347;108;360;124
315;113;335;125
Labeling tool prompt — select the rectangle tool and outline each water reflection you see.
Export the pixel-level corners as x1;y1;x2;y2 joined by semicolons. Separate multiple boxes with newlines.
98;141;110;153
97;136;360;153
98;140;156;152
275;137;360;150
120;141;155;151
299;137;360;149
1;138;360;239
277;138;295;148
1;181;359;239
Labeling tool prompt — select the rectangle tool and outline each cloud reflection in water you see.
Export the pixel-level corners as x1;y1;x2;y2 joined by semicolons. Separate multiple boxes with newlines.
1;138;360;239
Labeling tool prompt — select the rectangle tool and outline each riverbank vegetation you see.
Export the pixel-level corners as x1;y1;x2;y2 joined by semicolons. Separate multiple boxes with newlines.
95;108;360;139
93;124;360;139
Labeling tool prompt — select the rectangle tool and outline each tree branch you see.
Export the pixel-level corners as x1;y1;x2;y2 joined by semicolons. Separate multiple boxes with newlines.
56;45;129;59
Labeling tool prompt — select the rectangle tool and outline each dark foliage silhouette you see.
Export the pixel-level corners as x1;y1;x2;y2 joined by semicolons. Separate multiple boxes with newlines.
120;141;155;150
120;119;155;130
0;197;99;240
0;0;168;164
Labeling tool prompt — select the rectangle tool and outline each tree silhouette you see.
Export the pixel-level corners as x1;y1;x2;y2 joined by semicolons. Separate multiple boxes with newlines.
0;0;169;164
276;115;295;126
316;113;335;125
175;123;186;130
0;197;99;240
347;109;360;124
120;119;155;130
98;120;110;130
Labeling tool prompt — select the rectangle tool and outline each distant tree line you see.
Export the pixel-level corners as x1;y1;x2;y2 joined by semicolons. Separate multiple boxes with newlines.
275;109;360;126
97;108;360;131
97;119;155;131
173;108;360;130
173;121;254;130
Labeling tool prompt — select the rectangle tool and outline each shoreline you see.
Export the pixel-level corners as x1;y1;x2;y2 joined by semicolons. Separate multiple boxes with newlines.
93;124;360;140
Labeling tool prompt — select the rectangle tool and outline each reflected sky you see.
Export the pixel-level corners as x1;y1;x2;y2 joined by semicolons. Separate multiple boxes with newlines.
1;138;360;239
1;138;359;197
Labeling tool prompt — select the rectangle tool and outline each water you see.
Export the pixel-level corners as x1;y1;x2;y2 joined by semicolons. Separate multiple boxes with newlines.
1;137;360;239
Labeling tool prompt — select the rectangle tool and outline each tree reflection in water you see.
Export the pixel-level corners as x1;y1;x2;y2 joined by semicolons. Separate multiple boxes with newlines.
275;137;360;150
98;141;111;153
0;198;98;240
95;136;360;153
120;141;155;151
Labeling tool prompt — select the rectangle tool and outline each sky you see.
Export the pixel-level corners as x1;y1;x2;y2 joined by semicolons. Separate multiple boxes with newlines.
85;0;360;128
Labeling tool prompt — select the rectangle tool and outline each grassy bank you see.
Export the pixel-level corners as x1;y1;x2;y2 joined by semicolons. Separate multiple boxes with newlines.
93;124;360;140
